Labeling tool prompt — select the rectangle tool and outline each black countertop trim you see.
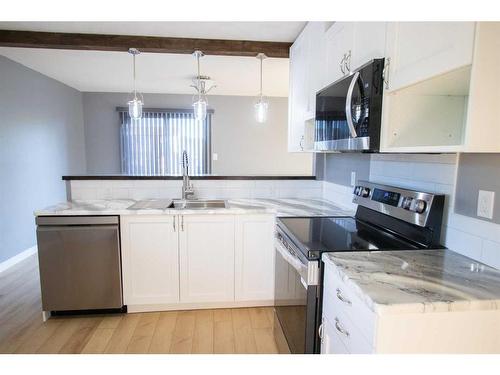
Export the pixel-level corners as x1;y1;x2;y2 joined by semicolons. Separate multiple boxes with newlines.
63;175;317;181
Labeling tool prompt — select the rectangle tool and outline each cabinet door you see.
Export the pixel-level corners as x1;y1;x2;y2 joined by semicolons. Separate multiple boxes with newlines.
325;22;355;85
235;215;275;302
351;22;387;70
385;22;475;91
179;215;235;303
121;215;179;305
305;22;327;117
288;31;308;152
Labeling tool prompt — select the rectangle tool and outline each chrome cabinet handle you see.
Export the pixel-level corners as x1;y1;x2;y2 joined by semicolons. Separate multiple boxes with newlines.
345;71;359;138
173;216;176;232
382;57;391;90
344;50;351;74
318;321;324;341
336;288;352;305
334;317;349;337
181;215;184;231
299;135;304;151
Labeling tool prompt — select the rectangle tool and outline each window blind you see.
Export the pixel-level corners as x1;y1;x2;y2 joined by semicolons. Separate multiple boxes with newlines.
119;110;212;175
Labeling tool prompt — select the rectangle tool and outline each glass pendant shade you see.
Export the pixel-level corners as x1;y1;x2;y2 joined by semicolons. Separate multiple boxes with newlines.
193;98;207;122
128;97;143;120
254;53;268;124
127;48;143;120
254;98;268;123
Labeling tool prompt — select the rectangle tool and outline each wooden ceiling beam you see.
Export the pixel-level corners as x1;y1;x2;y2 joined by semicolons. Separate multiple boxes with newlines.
0;30;291;58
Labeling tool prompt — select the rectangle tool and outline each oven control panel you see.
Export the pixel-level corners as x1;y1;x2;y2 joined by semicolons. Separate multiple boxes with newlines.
353;181;444;227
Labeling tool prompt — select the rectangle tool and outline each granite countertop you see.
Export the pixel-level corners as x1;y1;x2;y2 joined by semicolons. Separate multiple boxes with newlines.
323;249;500;315
35;198;353;218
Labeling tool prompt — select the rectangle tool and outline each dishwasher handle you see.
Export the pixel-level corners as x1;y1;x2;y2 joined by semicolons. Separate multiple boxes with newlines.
36;216;119;226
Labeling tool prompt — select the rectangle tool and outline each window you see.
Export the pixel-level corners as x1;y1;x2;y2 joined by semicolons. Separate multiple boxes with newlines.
119;109;212;175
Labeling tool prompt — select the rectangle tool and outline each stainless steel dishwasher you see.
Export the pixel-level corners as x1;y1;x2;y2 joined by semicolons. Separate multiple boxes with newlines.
36;216;123;313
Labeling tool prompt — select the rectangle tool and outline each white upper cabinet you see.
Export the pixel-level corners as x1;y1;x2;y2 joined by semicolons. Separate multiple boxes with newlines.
121;215;179;305
384;22;475;92
288;22;327;152
288;29;309;152
234;215;275;302
179;215;235;303
325;22;355;85
350;22;387;71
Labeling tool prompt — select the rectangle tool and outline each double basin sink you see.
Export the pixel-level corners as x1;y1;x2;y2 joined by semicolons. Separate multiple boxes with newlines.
128;199;228;210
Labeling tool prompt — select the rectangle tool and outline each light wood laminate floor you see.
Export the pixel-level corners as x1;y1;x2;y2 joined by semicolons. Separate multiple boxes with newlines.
0;254;280;354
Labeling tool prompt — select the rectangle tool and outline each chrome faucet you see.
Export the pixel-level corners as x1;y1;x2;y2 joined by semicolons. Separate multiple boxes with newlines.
181;151;195;200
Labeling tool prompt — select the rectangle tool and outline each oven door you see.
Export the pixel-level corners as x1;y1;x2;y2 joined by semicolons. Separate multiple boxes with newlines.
274;237;319;354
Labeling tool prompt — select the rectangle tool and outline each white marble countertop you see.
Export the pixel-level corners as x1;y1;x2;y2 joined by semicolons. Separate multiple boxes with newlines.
34;198;353;218
323;249;500;315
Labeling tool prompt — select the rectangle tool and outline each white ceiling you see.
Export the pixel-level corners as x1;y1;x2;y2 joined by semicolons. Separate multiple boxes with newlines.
0;22;306;42
0;22;300;96
0;47;289;96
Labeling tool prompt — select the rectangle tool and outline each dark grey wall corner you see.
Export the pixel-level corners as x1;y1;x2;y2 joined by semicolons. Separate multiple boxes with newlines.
455;153;500;225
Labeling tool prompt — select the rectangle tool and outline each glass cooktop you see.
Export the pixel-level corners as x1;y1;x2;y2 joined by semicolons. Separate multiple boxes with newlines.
277;216;420;260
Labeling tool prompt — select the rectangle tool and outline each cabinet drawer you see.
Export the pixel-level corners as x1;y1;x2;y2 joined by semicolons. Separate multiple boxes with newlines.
323;295;374;353
323;262;376;345
321;316;350;354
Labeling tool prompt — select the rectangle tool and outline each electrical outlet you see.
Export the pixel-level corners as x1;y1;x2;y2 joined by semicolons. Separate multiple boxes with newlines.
350;171;356;187
477;190;495;219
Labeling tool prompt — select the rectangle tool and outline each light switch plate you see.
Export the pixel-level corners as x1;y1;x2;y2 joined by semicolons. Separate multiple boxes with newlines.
212;153;218;161
477;190;495;219
350;171;356;187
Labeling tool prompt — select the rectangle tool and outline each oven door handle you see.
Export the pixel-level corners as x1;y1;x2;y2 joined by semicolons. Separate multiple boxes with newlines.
345;71;359;139
275;240;305;274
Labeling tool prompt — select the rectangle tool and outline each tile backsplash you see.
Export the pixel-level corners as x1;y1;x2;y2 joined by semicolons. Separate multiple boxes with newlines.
369;153;500;269
69;179;323;201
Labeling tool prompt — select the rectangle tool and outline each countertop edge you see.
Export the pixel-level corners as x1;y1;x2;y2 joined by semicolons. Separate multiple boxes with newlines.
322;252;500;316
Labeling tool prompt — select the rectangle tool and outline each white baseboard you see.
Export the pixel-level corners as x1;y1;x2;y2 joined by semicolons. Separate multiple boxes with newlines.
0;246;38;274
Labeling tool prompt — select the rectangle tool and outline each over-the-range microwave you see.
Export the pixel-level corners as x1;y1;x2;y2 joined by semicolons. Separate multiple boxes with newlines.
315;58;385;152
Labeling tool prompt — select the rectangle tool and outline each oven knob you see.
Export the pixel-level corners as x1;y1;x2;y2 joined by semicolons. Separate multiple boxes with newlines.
361;187;371;198
402;197;413;210
414;199;427;214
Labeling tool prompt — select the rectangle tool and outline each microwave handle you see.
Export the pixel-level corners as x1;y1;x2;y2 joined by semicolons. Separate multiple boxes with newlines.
345;71;359;138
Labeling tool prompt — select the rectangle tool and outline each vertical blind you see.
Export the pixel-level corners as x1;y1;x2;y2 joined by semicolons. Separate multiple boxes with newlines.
119;110;212;175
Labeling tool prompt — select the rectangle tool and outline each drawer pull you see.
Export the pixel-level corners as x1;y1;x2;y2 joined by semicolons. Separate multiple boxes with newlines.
336;288;352;305
334;317;350;338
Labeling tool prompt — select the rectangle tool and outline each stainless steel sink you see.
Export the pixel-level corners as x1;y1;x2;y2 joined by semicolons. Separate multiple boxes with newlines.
169;199;228;209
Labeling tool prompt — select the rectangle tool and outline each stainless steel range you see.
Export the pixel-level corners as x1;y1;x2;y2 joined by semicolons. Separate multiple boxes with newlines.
273;181;445;354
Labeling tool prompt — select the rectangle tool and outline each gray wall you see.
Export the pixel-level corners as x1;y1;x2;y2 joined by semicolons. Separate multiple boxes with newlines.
0;56;86;263
82;92;313;175
455;153;500;224
321;153;371;185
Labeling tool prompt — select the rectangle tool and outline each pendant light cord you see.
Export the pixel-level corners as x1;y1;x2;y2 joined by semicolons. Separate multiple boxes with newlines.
133;53;137;99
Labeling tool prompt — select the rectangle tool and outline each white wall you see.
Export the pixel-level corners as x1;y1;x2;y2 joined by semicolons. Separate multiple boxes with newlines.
82;92;313;176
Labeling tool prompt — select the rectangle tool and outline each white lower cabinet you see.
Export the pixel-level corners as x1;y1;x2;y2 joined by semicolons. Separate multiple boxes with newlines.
179;215;235;303
121;215;179;306
235;215;275;302
121;213;275;312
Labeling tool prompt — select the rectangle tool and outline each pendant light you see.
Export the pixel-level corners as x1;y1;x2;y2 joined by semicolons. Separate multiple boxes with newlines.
254;53;268;124
127;48;144;120
191;50;216;122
